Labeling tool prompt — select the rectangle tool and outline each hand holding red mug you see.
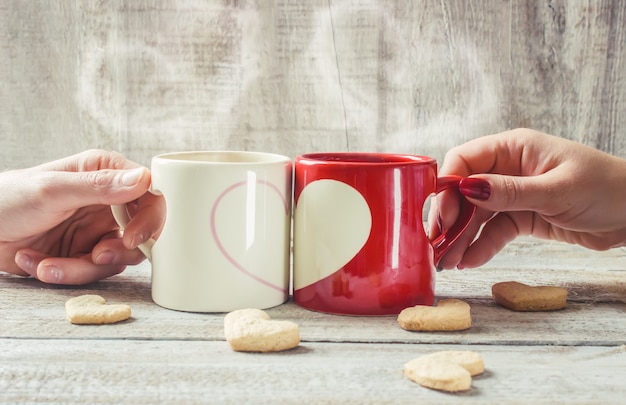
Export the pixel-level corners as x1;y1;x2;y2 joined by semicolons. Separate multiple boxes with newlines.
430;128;626;270
293;152;477;315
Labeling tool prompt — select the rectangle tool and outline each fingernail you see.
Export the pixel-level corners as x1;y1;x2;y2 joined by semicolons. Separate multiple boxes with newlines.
121;167;144;186
40;265;63;283
459;178;491;201
95;250;117;265
436;264;443;272
457;264;465;270
130;232;147;249
15;251;35;273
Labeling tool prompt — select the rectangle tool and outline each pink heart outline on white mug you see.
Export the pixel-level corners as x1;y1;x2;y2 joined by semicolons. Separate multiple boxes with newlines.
210;179;289;293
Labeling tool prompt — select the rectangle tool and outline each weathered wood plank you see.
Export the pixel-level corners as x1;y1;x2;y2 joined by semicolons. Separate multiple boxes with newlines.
1;288;623;346
1;339;624;404
2;4;625;402
438;238;626;304
1;1;625;170
1;239;624;345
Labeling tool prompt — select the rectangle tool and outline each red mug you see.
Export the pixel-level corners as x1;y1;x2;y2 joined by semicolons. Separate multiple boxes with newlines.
292;153;476;315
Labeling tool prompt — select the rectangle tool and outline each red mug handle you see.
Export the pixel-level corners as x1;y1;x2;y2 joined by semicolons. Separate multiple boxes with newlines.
430;176;477;266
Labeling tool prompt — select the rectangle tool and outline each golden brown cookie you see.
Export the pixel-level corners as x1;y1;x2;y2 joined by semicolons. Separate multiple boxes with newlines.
397;299;472;331
404;351;484;392
224;308;300;352
492;281;567;311
65;294;131;325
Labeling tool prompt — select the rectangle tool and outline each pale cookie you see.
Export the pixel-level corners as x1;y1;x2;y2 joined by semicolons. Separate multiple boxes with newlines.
65;294;131;325
492;281;567;311
224;308;300;352
397;299;472;331
404;351;485;392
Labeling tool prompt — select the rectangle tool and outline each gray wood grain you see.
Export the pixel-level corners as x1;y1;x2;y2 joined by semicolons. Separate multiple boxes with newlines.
0;237;624;403
2;4;626;398
1;339;624;404
2;1;625;170
1;287;623;346
1;238;624;346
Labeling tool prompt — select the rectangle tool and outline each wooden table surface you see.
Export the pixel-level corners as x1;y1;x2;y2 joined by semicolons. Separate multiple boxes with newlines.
1;237;624;404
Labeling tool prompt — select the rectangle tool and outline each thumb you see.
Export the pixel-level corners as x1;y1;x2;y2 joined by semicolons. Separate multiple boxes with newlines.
459;173;562;214
37;167;151;211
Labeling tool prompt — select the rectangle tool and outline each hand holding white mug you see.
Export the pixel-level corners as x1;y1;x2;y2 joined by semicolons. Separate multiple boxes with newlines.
112;151;292;313
0;149;163;285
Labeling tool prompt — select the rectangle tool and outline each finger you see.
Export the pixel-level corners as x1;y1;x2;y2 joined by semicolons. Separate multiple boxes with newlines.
92;237;146;266
427;192;456;240
438;133;505;177
435;208;494;269
456;211;529;269
17;248;124;284
426;197;441;240
427;187;467;240
32;167;151;212
439;129;546;178
14;249;45;277
459;170;569;216
429;182;497;269
35;149;140;172
430;173;569;269
121;192;166;249
36;255;126;285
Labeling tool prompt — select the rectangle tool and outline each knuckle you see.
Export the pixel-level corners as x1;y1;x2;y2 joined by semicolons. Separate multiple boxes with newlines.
86;170;112;191
79;149;128;170
30;172;60;208
500;176;519;207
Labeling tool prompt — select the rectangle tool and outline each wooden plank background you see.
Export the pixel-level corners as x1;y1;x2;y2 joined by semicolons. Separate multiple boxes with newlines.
1;0;625;170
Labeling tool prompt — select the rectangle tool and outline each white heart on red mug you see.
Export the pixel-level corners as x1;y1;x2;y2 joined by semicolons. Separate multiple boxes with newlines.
293;179;372;290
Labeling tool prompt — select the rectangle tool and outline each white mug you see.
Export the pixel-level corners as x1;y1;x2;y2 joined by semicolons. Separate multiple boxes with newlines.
111;151;292;312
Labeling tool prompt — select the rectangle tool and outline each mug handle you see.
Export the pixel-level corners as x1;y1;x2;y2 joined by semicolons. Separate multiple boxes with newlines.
430;176;477;266
111;204;155;261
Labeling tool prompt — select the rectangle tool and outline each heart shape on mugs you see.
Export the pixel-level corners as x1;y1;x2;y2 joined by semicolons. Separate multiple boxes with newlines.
211;179;290;293
293;179;372;290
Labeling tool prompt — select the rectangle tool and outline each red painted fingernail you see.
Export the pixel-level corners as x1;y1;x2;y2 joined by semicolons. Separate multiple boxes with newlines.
459;178;491;201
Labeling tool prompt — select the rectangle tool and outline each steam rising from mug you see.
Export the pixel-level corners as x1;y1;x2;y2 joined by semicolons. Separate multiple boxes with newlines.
75;1;500;160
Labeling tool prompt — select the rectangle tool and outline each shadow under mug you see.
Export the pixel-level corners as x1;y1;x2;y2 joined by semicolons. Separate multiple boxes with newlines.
292;152;476;316
111;151;292;313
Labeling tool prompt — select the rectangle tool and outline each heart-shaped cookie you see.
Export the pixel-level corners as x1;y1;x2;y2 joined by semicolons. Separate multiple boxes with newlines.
397;298;472;331
492;281;567;311
65;294;131;325
404;351;485;392
224;308;300;352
